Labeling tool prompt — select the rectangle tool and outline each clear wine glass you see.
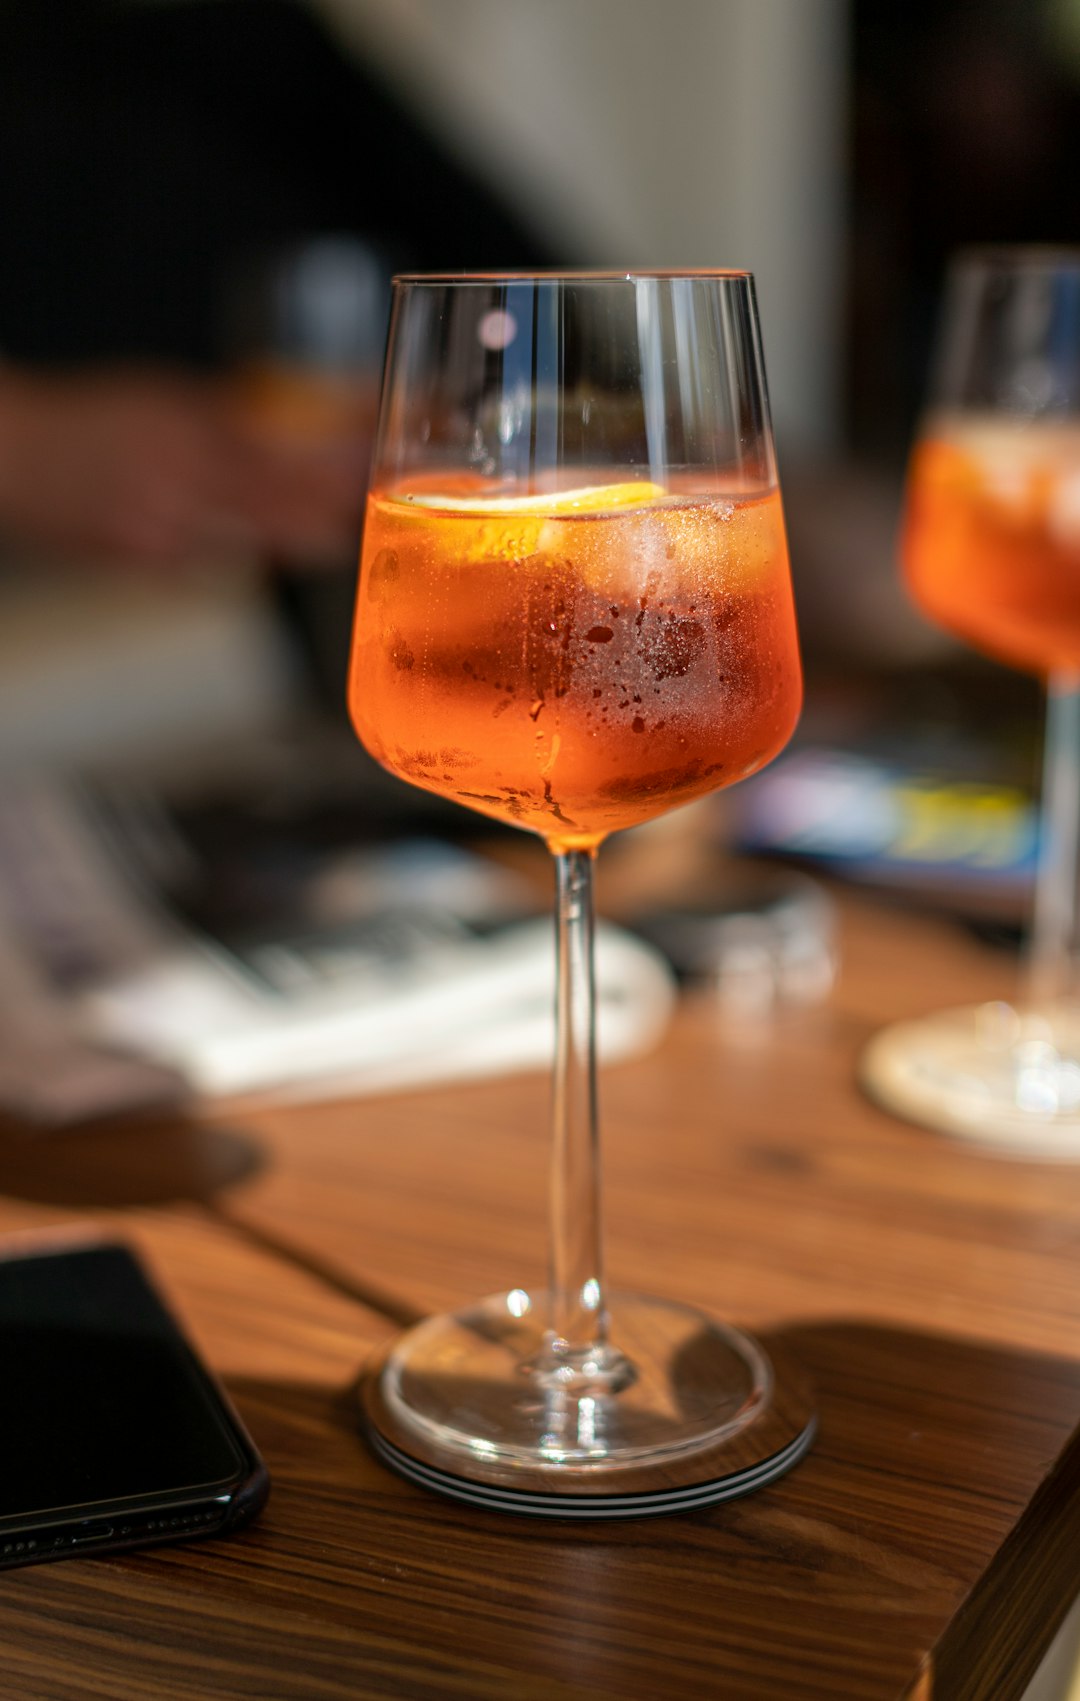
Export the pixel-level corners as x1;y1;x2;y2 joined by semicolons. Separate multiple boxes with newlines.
862;249;1080;1154
349;272;810;1513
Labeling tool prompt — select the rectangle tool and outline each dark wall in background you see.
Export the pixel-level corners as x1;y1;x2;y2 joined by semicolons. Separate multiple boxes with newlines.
848;0;1080;460
0;0;548;368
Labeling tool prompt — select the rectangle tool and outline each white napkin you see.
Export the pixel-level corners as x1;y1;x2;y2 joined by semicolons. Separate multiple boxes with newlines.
79;918;676;1104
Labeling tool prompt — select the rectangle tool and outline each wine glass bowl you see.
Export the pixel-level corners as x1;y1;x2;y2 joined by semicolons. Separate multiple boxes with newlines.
349;276;801;853
348;272;811;1511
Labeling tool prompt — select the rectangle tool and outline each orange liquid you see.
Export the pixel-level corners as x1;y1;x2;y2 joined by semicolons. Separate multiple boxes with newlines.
903;420;1080;677
349;480;802;852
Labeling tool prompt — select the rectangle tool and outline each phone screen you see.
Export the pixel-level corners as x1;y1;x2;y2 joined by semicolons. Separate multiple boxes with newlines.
0;1243;263;1553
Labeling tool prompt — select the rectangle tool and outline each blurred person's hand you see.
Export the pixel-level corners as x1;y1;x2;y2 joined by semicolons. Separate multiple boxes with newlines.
0;367;368;568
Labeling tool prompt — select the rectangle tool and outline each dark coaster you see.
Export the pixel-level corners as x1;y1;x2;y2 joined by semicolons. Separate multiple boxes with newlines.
362;1415;817;1519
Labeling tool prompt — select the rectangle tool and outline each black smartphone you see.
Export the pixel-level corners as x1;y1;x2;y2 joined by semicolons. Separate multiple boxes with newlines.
0;1240;268;1568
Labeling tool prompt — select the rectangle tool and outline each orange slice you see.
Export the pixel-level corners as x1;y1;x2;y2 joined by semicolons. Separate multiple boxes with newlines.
380;482;667;567
396;481;667;515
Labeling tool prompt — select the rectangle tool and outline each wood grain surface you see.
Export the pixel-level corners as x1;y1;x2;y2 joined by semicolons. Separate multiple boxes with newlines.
2;878;1080;1700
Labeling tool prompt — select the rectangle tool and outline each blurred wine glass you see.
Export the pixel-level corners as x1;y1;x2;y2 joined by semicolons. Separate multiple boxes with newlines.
224;235;390;699
862;248;1080;1153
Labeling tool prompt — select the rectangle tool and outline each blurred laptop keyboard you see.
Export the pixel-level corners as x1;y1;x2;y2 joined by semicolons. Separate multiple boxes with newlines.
0;777;675;1124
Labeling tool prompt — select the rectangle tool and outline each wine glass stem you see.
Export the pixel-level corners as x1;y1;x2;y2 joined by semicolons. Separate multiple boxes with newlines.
1028;673;1080;1005
548;849;608;1361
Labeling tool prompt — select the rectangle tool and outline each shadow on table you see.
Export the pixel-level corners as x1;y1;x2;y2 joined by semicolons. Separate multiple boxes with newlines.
223;1317;1080;1553
0;1113;262;1207
0;1113;427;1328
206;1316;1080;1701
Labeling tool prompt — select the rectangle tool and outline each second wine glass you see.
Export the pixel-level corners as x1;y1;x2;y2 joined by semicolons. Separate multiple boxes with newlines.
862;249;1080;1152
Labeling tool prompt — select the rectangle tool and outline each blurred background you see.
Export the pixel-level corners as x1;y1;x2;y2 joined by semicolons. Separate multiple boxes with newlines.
1;0;1076;1115
2;0;1070;729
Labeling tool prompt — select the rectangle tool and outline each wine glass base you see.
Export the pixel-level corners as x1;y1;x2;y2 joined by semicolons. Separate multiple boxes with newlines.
861;1002;1080;1158
359;1291;815;1517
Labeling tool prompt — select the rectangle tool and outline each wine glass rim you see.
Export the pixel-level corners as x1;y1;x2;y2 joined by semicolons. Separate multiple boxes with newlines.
390;268;755;286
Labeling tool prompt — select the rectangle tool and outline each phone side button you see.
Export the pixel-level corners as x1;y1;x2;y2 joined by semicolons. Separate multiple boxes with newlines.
69;1524;114;1546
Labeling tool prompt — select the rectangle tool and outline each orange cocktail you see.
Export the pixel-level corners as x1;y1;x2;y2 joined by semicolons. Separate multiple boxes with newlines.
903;418;1080;678
347;272;815;1504
349;477;801;852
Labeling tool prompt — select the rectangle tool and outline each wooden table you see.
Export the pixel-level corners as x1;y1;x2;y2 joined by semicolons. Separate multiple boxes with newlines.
3;885;1080;1700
